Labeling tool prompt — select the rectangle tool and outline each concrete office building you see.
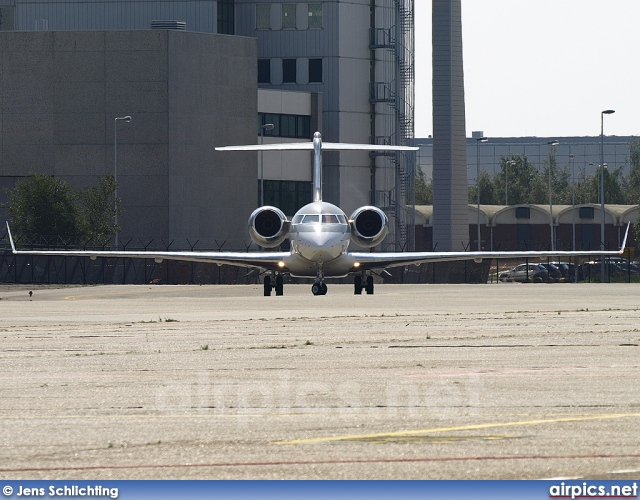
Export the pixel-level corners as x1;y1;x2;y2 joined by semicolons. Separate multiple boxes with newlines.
0;29;258;249
0;0;416;252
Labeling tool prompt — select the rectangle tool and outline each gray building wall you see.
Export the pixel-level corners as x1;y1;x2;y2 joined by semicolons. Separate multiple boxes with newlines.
0;0;217;32
432;0;468;252
0;30;257;249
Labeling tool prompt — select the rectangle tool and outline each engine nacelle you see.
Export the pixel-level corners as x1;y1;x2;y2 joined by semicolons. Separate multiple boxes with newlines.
349;206;388;248
248;206;290;248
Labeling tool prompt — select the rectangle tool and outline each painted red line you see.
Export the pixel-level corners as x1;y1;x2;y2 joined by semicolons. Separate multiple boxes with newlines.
2;454;640;473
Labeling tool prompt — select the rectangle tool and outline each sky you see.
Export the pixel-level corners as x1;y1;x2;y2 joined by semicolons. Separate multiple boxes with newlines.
414;1;640;139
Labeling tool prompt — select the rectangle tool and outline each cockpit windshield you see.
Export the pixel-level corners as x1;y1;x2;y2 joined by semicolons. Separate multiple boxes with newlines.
292;213;347;224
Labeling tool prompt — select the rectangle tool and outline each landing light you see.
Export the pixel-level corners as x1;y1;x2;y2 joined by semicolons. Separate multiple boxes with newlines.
278;261;286;268
353;262;361;268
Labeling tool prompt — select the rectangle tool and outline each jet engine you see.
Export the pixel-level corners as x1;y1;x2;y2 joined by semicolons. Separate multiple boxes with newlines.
349;206;388;248
248;206;290;248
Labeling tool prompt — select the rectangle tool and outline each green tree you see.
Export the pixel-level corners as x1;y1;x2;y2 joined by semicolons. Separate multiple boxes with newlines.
588;165;626;205
77;175;121;244
492;154;545;205
625;138;640;204
415;167;433;205
3;174;121;244
3;174;82;242
468;170;495;205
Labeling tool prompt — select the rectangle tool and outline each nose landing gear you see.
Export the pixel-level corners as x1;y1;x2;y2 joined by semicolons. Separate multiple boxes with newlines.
311;281;328;295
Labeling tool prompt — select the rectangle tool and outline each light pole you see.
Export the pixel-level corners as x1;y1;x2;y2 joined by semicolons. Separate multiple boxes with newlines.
600;109;615;280
547;140;559;251
505;159;516;205
476;136;488;250
569;153;575;250
114;115;131;249
260;123;274;206
569;153;576;282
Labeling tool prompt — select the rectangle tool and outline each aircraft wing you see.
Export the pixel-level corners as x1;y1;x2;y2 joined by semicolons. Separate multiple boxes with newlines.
6;223;288;272
350;223;631;271
350;248;627;272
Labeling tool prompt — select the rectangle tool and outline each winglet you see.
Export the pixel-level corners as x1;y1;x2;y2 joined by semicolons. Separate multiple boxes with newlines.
619;221;631;255
6;222;16;253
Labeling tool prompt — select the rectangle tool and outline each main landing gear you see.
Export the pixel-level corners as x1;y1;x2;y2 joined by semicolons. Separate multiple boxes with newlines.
263;274;284;296
354;274;374;295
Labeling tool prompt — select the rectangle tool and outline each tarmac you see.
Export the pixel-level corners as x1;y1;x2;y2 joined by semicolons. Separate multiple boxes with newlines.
0;282;639;480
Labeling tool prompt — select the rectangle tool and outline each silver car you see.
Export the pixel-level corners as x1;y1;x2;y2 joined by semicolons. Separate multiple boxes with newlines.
500;263;549;282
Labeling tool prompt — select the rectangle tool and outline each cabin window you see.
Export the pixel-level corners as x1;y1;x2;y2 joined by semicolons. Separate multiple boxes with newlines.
322;214;339;223
302;214;319;223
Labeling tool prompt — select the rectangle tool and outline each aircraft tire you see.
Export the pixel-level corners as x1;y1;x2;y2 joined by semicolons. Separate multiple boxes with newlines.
354;275;363;295
275;275;284;296
312;282;325;296
263;276;272;296
365;275;374;295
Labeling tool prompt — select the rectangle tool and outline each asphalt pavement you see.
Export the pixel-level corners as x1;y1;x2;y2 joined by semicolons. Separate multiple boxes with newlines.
0;283;639;479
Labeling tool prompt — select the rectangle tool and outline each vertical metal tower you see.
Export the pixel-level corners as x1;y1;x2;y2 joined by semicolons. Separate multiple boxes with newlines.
369;0;416;251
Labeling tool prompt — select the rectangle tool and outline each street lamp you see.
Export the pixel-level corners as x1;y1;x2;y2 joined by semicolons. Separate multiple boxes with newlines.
505;159;516;205
547;140;559;251
114;115;131;249
476;136;488;250
260;123;274;206
600;109;615;280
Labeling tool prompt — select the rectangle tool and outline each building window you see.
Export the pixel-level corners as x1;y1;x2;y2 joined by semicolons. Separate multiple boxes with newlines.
260;113;280;136
258;59;271;84
579;206;595;219
515;207;530;219
282;58;296;83
308;58;322;83
217;0;235;34
297;115;311;138
282;4;296;29
280;115;296;138
259;113;312;139
262;180;312;216
256;4;270;29
308;4;322;29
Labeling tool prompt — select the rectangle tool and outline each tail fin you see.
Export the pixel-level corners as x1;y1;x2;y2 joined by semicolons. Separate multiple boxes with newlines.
215;132;419;205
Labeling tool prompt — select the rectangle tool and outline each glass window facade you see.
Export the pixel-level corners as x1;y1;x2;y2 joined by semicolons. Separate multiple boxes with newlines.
259;113;311;139
262;180;312;215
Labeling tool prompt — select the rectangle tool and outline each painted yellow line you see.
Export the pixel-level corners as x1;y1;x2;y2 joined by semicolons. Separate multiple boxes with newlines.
275;413;640;445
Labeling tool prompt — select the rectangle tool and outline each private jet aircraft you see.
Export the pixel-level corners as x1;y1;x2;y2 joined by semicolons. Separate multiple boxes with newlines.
6;132;630;296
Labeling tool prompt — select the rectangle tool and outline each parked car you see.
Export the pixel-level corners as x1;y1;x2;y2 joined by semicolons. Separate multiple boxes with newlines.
540;263;562;281
550;261;582;281
499;263;548;282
